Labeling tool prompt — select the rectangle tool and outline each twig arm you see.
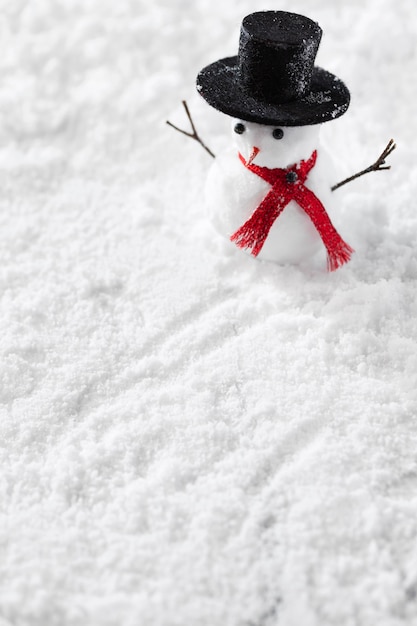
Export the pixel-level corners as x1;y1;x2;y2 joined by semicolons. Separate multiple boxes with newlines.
166;100;215;159
331;139;396;192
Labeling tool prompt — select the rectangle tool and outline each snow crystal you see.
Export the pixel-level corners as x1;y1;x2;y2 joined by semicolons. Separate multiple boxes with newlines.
306;90;332;104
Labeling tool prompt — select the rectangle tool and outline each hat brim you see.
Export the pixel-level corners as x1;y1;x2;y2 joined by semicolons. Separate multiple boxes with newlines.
196;57;350;126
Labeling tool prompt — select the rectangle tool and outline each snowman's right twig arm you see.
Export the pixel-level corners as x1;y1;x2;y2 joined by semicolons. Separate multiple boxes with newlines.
166;100;215;159
331;139;396;192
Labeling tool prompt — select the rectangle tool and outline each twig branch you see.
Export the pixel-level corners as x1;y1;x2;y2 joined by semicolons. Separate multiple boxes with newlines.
166;100;215;159
331;138;396;192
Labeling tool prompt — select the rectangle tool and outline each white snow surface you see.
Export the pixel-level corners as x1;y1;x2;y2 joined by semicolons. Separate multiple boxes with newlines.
0;1;416;625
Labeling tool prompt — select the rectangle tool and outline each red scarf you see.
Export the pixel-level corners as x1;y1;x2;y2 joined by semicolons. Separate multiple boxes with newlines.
230;150;353;271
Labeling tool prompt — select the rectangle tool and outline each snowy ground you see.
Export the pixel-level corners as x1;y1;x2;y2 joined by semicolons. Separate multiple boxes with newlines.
1;0;417;625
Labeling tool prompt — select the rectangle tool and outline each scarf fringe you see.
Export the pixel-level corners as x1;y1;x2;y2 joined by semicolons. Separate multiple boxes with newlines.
326;240;355;272
230;220;267;257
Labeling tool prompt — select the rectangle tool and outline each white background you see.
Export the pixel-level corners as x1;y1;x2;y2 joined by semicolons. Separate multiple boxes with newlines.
0;1;416;625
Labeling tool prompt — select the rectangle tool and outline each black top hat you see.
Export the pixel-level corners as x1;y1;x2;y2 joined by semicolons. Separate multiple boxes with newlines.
196;11;350;126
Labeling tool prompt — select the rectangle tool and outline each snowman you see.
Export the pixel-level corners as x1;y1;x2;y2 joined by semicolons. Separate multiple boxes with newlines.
168;11;395;271
203;119;346;270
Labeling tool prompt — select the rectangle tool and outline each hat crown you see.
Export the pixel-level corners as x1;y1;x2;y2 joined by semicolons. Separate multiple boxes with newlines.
238;11;322;104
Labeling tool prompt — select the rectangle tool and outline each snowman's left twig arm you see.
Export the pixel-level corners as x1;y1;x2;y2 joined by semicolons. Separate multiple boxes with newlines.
331;139;396;192
166;100;215;159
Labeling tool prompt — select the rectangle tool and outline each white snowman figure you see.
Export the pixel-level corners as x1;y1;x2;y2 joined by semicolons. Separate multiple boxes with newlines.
167;11;395;271
204;119;344;268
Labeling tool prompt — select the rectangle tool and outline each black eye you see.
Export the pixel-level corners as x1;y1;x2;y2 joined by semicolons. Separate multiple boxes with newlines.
234;123;246;134
272;128;284;140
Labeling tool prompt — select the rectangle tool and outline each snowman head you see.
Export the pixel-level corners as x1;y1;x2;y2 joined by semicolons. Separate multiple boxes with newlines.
231;119;322;169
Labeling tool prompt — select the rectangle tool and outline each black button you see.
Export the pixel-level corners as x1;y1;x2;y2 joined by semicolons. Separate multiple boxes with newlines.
286;171;298;183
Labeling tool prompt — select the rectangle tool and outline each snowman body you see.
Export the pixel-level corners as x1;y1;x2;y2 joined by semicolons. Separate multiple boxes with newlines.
205;119;339;265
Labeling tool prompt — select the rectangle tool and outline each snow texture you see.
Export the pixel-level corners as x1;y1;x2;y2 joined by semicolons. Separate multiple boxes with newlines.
0;1;416;625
